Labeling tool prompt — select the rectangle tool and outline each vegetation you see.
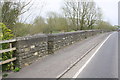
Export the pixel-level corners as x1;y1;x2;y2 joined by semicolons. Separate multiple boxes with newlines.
0;23;15;71
0;0;116;37
1;2;20;29
13;23;31;37
13;67;21;72
95;21;116;30
2;73;8;77
9;1;116;37
11;13;116;37
1;0;32;35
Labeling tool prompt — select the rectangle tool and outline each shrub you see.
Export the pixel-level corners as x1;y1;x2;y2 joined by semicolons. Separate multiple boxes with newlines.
2;73;8;77
0;23;15;71
13;67;20;72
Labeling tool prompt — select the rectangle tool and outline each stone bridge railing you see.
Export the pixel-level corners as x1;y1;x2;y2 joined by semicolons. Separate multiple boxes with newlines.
6;30;102;68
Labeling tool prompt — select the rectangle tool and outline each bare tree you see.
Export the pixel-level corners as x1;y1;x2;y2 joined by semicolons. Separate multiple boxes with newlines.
0;1;2;22
1;0;33;29
79;1;89;30
63;0;103;30
63;0;78;30
86;1;97;29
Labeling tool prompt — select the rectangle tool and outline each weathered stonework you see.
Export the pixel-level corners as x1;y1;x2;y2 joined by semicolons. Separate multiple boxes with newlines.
15;34;48;68
14;30;101;68
47;30;100;54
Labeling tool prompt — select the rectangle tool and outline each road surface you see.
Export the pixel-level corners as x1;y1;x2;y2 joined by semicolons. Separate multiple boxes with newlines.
74;32;118;78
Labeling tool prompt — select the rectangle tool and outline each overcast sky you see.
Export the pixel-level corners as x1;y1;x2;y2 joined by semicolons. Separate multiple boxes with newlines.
22;0;119;25
95;0;119;25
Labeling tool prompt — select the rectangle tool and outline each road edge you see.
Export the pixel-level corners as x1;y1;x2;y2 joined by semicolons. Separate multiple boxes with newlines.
72;32;114;78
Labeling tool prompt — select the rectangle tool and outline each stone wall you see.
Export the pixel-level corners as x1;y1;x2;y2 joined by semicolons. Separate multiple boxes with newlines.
48;30;100;54
14;34;48;68
14;30;101;68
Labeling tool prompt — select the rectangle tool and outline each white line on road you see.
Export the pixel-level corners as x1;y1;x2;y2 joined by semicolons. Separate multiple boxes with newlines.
72;32;115;78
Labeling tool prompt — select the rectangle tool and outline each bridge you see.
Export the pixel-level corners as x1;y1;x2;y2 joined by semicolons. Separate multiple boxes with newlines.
0;30;119;79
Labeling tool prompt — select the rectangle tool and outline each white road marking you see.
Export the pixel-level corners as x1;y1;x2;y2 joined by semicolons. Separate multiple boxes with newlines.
72;32;115;78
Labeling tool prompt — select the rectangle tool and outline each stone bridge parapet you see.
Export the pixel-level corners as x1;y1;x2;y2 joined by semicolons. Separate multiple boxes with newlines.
14;30;102;67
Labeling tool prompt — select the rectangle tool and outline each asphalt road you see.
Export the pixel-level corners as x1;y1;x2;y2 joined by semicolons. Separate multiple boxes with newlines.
118;32;120;79
76;32;118;78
